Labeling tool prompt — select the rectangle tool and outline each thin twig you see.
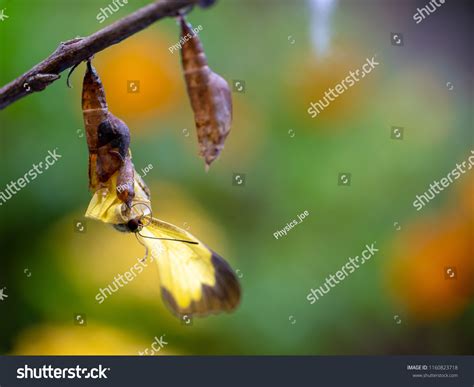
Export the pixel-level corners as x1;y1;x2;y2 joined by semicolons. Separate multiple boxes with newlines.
0;0;201;110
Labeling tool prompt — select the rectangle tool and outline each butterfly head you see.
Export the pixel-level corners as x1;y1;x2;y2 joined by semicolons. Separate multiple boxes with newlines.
113;216;146;233
114;202;152;233
126;217;143;233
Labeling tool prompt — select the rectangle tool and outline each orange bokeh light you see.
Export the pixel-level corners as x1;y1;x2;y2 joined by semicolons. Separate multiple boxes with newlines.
92;29;185;128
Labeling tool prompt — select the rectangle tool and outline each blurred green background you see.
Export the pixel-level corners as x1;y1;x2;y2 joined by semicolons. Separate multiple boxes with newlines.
0;0;472;355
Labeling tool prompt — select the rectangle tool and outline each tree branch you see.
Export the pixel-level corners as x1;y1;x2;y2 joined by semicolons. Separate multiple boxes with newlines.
0;0;203;110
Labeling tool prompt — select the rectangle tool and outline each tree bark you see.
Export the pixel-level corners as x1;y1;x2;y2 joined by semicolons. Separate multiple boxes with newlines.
0;0;201;110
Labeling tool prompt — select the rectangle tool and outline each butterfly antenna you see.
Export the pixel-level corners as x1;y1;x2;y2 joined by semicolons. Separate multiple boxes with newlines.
134;232;150;262
137;231;198;245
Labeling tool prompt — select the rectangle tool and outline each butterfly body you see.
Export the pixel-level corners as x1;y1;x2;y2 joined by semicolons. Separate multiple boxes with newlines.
113;218;141;233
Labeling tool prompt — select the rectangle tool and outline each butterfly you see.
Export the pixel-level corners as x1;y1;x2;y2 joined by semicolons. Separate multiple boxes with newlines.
85;170;241;317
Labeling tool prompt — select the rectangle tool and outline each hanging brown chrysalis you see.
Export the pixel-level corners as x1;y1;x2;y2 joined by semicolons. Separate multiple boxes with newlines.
81;60;138;206
179;16;233;170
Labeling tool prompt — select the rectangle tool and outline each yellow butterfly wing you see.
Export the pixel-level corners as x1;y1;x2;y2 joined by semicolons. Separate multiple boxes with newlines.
140;219;241;317
85;170;151;224
84;169;240;317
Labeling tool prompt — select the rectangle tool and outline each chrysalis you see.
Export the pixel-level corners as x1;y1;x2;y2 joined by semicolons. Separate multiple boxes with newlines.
179;16;233;169
81;60;138;205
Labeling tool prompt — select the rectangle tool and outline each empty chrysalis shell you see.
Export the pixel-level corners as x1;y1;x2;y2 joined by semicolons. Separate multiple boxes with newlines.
179;16;233;169
81;60;136;205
